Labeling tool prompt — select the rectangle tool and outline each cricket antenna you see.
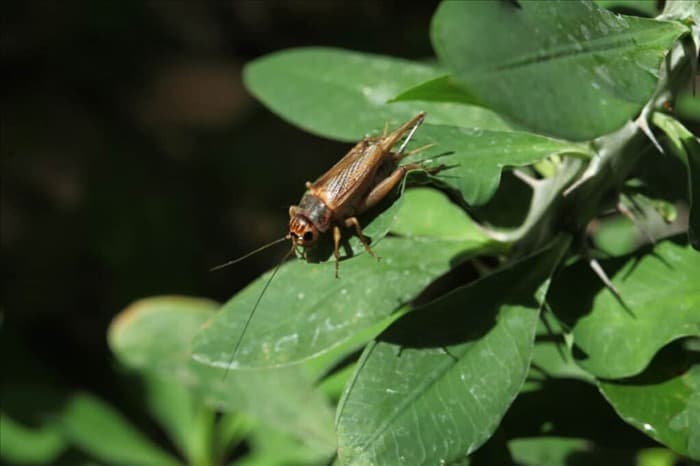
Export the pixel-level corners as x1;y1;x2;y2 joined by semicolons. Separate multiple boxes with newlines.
222;243;296;380
209;235;289;272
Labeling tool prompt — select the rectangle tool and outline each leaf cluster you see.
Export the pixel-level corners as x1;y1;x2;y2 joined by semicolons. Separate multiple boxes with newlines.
4;1;698;465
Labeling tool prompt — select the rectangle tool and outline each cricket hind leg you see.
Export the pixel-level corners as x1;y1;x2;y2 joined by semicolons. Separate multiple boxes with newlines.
356;159;450;215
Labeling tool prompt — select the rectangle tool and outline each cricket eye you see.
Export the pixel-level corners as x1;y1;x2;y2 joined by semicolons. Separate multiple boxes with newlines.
303;231;314;242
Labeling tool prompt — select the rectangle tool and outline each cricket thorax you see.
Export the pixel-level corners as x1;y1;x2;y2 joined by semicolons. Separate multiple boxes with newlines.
298;193;333;232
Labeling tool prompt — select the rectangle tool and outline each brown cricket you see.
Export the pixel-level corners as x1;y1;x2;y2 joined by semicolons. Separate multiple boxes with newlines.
216;112;433;369
288;111;431;276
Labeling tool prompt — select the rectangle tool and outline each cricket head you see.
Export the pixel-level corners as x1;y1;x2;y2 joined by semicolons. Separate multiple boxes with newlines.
288;214;319;248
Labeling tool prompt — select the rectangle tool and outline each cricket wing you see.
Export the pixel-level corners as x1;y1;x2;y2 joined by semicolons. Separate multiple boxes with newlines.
310;140;386;209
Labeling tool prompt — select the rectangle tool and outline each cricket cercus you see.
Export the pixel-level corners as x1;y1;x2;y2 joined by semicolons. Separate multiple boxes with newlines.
214;112;436;367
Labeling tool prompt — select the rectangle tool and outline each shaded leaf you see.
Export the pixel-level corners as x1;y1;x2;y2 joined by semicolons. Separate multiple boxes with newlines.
108;297;336;455
528;314;595;385
0;413;67;464
141;374;213;466
58;392;181;466
243;47;511;142
508;437;593;466
652;112;700;250
599;340;700;460
335;236;570;466
237;424;330;466
548;239;700;378
431;0;686;140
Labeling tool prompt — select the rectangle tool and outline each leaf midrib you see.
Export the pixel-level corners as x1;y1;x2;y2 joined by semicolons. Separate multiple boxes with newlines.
452;22;682;79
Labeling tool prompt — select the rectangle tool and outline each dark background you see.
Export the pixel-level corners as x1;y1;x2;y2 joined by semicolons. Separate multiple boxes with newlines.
1;0;436;430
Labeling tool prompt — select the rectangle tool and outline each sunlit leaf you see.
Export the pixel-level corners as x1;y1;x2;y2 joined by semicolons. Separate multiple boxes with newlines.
390;75;482;107
192;189;496;369
244;47;511;142
431;0;686;140
406;124;591;206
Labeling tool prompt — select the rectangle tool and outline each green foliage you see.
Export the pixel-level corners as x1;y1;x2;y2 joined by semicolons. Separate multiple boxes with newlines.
5;1;696;465
430;0;686;141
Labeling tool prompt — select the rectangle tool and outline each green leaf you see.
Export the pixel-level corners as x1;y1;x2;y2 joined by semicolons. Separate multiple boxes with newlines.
390;188;491;241
141;374;214;466
192;189;495;369
590;215;640;257
108;297;336;455
405;124;591;206
243;47;511;142
58;392;181;466
599;340;700;460
335;236;570;466
594;0;658;17
237;424;331;466
548;240;700;379
528;314;595;385
109;296;218;374
677;91;700;122
507;437;593;466
431;0;686;140
652;112;700;250
0;413;66;464
390;75;483;107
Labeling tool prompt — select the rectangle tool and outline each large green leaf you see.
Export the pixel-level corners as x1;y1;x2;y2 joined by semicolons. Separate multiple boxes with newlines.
548;240;700;379
431;0;686;140
192;189;495;369
108;297;336;455
404;124;591;206
58;393;181;466
243;47;511;142
335;237;570;466
599;340;700;460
